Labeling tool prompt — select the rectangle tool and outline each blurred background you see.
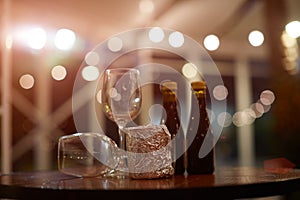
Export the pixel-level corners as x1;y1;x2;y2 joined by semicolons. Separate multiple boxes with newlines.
1;0;300;181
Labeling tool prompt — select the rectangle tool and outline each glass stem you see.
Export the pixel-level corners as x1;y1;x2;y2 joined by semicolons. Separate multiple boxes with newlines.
117;119;127;150
116;121;128;174
118;126;126;151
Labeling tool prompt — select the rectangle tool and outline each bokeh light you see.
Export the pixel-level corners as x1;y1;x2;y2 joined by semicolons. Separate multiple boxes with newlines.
51;65;67;81
232;89;275;127
107;37;123;52
281;31;297;48
182;62;197;78
148;27;164;43
168;31;184;48
81;66;99;81
19;74;35;89
285;20;300;38
26;27;47;50
54;28;76;50
85;51;100;66
232;109;255;127
259;89;275;105
213;85;228;101
248;30;264;47
217;112;232;127
203;34;220;51
250;102;264;118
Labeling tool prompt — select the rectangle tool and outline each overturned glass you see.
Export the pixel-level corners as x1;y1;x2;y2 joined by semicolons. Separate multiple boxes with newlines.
58;132;120;178
58;125;175;179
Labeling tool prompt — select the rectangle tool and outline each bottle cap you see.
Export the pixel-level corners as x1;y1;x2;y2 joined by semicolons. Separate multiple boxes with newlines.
160;81;177;91
191;81;206;90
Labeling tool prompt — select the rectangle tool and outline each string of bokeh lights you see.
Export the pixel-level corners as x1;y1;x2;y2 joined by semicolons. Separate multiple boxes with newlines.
9;20;300;128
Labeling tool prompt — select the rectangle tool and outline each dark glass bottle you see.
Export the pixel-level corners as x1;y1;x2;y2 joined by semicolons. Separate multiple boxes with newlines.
161;81;185;175
186;81;215;174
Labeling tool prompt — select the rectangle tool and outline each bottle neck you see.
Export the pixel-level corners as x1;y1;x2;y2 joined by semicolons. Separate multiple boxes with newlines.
162;89;177;102
193;89;206;102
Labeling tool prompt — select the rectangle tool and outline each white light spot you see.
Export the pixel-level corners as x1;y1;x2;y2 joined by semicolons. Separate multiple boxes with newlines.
182;63;197;78
203;34;220;51
148;27;164;43
85;51;100;66
248;30;264;47
19;74;35;89
107;37;123;52
81;66;99;81
51;65;67;81
134;97;141;103
213;85;228;101
168;31;184;48
285;21;300;38
54;28;76;50
27;27;47;50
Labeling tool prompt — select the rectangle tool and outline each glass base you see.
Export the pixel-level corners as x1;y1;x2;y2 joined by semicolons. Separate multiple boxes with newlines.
103;155;129;179
103;169;129;179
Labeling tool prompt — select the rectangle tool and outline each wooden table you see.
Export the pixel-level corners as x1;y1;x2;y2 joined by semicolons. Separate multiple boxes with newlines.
1;167;300;199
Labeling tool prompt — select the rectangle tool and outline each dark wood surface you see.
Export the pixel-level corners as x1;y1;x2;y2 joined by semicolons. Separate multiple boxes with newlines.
1;167;300;199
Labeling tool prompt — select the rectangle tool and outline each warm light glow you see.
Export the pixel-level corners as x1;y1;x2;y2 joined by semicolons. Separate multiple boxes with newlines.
27;27;47;50
139;0;154;14
203;34;220;51
182;62;197;78
5;35;13;49
232;110;255;127
51;65;67;81
168;31;184;48
248;30;264;47
85;51;100;66
107;37;123;52
54;28;76;50
19;74;35;89
148;27;164;43
260;90;275;105
96;90;102;104
213;85;228;101
250;102;264;118
281;31;297;47
81;66;99;81
285;21;300;38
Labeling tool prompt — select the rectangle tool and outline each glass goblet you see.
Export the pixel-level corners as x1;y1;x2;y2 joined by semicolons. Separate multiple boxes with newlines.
100;68;142;178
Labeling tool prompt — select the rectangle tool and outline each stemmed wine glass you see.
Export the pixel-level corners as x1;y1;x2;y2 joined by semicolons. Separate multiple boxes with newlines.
100;68;142;178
